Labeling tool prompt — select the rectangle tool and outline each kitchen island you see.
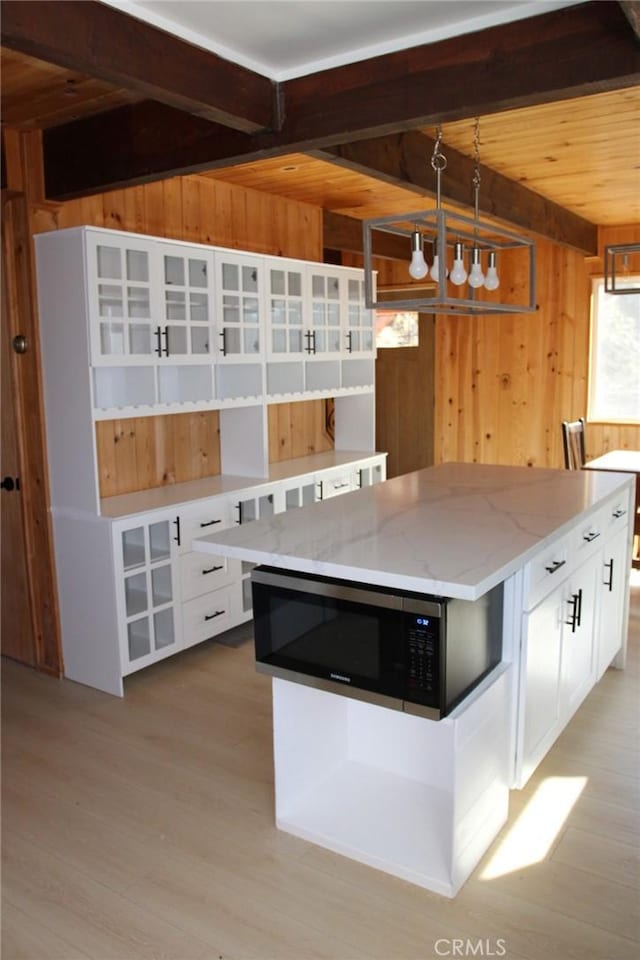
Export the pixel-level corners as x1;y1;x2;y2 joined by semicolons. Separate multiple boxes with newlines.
194;462;634;896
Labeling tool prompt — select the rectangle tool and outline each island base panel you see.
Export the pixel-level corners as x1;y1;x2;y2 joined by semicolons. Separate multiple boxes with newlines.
272;668;511;896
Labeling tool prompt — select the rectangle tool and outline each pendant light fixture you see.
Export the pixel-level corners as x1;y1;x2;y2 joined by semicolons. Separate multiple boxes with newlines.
362;121;536;315
604;243;640;294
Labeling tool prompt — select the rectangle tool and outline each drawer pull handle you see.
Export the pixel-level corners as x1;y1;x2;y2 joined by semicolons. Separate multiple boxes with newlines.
204;610;225;621
200;519;222;528
202;564;224;575
612;508;626;519
334;482;350;490
583;531;601;543
545;559;566;574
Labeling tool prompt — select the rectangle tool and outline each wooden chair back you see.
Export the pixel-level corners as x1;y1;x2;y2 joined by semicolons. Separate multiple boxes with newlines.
561;417;587;470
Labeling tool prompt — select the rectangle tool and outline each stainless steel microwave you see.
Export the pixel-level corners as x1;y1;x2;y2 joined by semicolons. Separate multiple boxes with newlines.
251;567;503;720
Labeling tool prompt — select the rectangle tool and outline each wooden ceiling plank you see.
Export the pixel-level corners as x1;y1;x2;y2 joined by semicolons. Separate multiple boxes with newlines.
1;0;275;133
314;132;597;255
279;1;640;146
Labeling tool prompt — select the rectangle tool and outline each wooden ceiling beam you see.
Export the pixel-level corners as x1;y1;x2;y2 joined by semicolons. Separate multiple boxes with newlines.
0;0;275;133
323;212;409;261
278;1;639;146
314;132;598;255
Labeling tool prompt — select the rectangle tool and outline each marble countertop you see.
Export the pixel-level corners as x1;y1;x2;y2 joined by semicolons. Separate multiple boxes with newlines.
193;462;633;600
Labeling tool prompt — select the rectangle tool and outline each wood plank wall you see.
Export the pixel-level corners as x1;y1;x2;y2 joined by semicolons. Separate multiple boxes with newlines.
434;227;640;467
7;129;639;485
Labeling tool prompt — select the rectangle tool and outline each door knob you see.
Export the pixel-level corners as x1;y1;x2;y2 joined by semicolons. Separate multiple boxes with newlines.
1;476;19;491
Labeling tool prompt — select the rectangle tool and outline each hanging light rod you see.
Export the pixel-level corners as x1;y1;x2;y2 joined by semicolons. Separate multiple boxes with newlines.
362;122;536;316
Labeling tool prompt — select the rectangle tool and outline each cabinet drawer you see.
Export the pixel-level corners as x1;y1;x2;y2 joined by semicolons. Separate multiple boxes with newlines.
523;536;569;610
569;504;609;560
182;587;233;649
318;472;354;499
180;550;237;601
178;499;231;552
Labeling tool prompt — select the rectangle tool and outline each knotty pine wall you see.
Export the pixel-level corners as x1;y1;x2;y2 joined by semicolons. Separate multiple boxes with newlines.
6;129;639;489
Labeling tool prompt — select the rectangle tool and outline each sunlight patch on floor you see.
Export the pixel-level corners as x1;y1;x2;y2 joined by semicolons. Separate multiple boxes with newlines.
481;775;587;880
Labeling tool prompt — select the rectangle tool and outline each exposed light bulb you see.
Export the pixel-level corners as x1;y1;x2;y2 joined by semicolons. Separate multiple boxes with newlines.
449;242;467;286
409;229;428;280
468;247;485;289
484;251;500;291
429;239;448;282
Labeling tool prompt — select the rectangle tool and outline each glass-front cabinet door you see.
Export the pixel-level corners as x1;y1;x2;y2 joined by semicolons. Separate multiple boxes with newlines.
159;245;214;360
115;513;181;675
86;232;159;364
215;252;263;361
267;263;305;359
309;267;343;357
345;273;375;356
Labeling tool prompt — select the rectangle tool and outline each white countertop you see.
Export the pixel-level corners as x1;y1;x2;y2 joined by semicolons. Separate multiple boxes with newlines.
100;450;384;519
193;462;633;600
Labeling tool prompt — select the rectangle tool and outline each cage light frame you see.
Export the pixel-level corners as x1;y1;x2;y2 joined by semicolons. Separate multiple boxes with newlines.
604;243;640;295
363;208;536;315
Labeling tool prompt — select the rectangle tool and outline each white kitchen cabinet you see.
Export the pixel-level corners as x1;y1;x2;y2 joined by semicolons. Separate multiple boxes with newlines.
159;243;215;361
519;581;563;786
115;514;182;675
86;231;159;365
596;524;629;678
560;551;598;722
354;457;386;488
344;272;375;357
516;491;631;787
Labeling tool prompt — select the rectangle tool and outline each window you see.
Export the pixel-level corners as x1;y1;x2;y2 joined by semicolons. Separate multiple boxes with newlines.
376;310;419;348
588;277;640;422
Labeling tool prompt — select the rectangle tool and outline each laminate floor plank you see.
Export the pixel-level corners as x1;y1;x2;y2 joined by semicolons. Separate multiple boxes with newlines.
2;587;639;960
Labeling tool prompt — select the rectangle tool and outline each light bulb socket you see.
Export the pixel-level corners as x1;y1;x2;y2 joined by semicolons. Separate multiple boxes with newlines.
454;242;464;261
411;230;423;254
488;251;497;269
471;247;482;266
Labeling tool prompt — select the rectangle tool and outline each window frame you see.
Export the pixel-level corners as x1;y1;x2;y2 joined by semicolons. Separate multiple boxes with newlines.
587;275;640;426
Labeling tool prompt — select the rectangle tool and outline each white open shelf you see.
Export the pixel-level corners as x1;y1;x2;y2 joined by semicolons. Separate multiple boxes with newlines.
272;665;512;897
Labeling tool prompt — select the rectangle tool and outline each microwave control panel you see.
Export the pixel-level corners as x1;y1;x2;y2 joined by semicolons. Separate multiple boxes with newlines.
406;614;440;703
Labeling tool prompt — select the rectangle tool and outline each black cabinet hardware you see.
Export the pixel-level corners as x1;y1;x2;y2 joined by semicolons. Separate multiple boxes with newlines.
612;508;626;519
199;519;222;528
545;559;566;575
566;591;581;633
583;530;600;543
202;564;224;576
1;476;19;492
220;330;227;356
173;516;181;546
204;610;225;621
604;558;615;591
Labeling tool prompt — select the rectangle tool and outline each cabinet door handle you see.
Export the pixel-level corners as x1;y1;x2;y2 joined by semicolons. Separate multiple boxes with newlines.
200;519;222;528
545;559;566;575
316;481;324;500
583;530;600;543
173;516;181;546
576;588;583;627
305;330;313;354
235;503;242;524
612;508;626;519
202;564;224;575
311;330;317;354
220;329;227;356
604;557;614;592
204;609;225;621
346;331;353;353
154;326;163;356
357;469;363;488
162;326;169;356
565;593;580;633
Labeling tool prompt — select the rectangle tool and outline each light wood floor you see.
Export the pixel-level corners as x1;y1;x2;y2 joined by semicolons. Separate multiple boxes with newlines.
2;584;639;960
